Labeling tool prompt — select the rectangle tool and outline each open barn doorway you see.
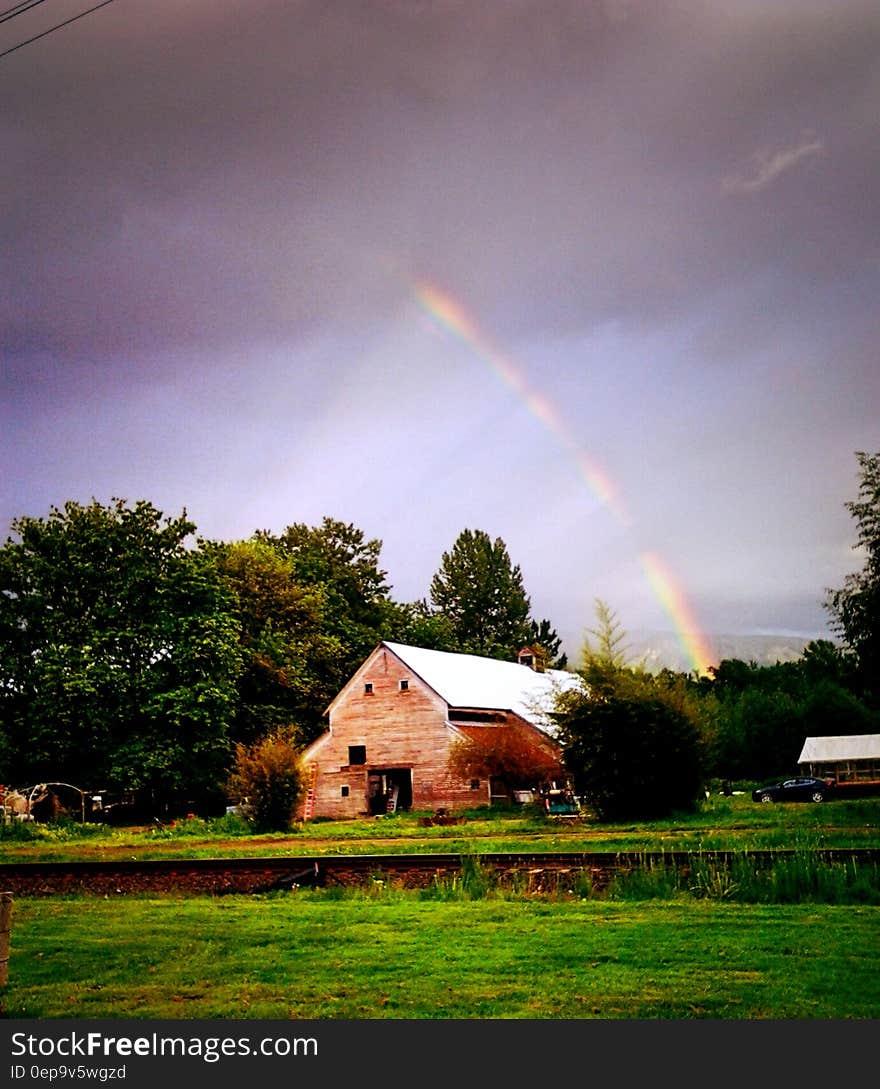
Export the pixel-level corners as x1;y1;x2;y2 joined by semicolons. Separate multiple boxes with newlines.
367;769;413;815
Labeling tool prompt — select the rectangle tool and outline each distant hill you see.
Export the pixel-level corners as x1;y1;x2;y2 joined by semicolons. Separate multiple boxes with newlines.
627;631;828;674
559;629;836;674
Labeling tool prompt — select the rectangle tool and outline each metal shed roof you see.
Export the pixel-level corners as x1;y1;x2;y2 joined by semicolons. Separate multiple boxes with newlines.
798;734;880;764
382;641;583;736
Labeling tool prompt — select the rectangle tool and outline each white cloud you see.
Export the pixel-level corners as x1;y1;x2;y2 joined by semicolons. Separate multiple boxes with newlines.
722;134;825;195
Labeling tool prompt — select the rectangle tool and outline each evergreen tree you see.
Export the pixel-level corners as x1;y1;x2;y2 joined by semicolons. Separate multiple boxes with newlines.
528;617;568;669
826;451;880;699
429;529;532;660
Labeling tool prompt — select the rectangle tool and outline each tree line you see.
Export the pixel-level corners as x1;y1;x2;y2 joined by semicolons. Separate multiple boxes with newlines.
1;450;877;820
0;507;561;810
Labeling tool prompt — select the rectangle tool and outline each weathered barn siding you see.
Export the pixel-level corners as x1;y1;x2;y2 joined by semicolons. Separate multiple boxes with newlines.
298;644;490;819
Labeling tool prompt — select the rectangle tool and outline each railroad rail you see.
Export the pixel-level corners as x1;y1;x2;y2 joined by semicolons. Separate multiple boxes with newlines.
1;848;878;896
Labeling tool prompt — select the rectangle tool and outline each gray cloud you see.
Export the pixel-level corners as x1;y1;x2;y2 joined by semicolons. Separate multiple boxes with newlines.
2;1;878;658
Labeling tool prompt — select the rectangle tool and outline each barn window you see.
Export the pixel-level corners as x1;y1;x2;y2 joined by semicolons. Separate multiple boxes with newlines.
399;679;409;691
470;779;480;790
348;745;366;766
364;682;373;695
341;786;349;798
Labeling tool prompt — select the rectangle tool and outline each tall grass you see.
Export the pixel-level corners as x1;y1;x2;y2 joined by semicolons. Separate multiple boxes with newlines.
355;850;880;905
606;850;880;904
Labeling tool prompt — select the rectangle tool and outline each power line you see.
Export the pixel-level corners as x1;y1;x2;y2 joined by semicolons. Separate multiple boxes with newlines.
0;0;50;21
0;0;116;60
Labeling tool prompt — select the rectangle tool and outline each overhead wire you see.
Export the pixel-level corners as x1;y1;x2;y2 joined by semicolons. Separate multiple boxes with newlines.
0;0;49;20
0;0;116;60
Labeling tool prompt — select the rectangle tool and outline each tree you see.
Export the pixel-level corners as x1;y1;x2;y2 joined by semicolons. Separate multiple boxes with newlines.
528;618;568;669
429;529;532;660
447;724;564;796
554;599;705;819
703;643;877;781
555;684;704;821
0;499;242;803
260;517;396;671
225;727;304;832
826;451;880;698
207;537;347;745
581;598;630;673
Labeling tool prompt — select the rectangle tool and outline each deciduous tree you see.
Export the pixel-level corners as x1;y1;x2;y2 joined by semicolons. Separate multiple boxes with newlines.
0;499;241;802
208;537;346;744
447;724;564;796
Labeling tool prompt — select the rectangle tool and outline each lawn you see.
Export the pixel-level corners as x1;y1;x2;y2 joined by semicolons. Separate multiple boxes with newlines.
2;794;879;861
3;893;878;1020
3;797;879;1020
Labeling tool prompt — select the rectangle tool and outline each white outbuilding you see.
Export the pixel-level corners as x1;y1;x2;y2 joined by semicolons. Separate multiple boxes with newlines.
798;734;880;791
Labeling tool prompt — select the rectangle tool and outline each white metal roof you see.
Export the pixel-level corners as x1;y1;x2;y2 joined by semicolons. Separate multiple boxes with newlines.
382;641;583;736
798;734;880;764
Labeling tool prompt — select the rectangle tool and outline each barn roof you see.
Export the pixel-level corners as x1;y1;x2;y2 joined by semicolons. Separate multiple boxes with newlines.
798;734;880;764
382;641;582;736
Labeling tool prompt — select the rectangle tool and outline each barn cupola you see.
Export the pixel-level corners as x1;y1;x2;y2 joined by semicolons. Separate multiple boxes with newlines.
517;645;546;672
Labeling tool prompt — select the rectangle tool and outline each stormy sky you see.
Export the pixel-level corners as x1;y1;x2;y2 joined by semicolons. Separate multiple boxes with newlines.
2;1;878;668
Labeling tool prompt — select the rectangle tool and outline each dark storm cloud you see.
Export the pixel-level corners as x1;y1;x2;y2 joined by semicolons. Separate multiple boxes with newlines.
2;1;878;653
3;0;878;367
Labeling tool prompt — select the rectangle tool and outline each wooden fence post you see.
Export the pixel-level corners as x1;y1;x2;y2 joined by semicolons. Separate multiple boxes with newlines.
0;891;12;986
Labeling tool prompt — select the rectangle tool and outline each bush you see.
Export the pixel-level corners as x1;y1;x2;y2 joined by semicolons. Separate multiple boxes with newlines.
225;728;304;832
557;690;704;821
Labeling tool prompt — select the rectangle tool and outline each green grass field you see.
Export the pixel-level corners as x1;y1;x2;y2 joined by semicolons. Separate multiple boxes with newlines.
3;893;878;1019
2;796;879;1020
3;793;879;861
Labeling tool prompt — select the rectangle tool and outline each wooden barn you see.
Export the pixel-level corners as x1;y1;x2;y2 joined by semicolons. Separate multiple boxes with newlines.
297;641;580;820
798;734;880;795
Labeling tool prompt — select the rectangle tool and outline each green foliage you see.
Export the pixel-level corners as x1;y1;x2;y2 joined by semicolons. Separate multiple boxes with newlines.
705;644;878;779
556;601;708;820
556;688;705;820
9;895;880;1019
386;598;461;651
0;499;242;800
265;517;394;659
208;537;348;744
234;517;401;737
826;450;880;697
428;528;532;660
225;728;304;832
580;598;631;672
528;617;567;669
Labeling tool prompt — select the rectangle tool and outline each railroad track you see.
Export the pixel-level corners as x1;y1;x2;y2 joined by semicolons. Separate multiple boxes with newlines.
2;848;878;896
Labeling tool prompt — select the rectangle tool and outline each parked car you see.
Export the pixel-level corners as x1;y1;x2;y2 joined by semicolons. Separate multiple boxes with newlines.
752;777;835;804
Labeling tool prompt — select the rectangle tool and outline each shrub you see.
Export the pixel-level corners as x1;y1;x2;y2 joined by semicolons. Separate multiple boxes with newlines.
225;728;304;832
556;689;704;821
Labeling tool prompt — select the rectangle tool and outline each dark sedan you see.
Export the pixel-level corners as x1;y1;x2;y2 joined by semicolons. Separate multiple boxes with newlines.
752;777;835;803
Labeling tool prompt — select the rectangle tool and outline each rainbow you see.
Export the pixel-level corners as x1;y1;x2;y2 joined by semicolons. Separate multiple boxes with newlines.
414;282;627;523
639;552;715;676
413;279;715;676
